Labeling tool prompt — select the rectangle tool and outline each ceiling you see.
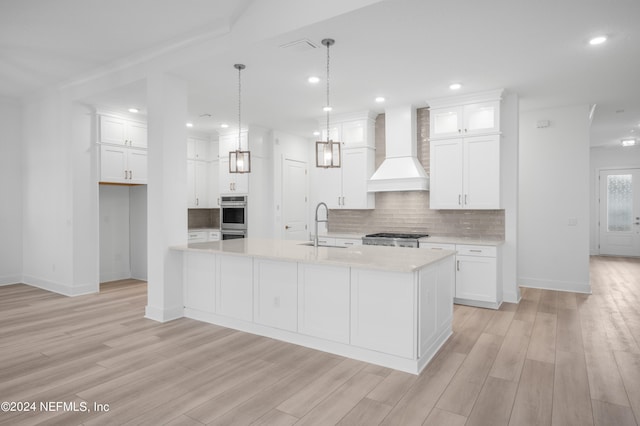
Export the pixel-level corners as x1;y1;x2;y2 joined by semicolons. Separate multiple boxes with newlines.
2;0;639;147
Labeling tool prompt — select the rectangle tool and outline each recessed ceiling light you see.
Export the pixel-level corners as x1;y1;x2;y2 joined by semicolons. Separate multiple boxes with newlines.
308;76;320;84
323;106;332;112
449;83;462;90
313;131;320;136
128;108;139;113
621;138;636;147
220;123;229;128
375;96;385;103
589;35;607;45
186;122;194;128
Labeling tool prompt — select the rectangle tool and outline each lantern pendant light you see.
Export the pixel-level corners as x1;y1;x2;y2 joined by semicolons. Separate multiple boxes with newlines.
229;63;251;173
315;38;341;168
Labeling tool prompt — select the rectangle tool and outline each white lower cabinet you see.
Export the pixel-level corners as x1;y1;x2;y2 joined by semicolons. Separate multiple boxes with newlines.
350;269;415;358
253;259;297;332
420;242;501;309
456;245;499;306
297;264;350;344
216;255;253;321
184;252;216;312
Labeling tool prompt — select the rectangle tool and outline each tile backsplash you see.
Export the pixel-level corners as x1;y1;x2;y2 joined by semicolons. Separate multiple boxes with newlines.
328;108;505;239
188;208;220;229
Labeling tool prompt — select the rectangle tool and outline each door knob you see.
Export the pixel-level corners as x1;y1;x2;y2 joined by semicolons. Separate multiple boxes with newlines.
285;225;290;229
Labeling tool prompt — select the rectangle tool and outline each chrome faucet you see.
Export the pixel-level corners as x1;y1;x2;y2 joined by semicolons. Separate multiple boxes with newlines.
314;202;329;247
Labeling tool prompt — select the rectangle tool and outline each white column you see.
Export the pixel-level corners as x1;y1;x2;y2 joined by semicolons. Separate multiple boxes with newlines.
145;73;188;321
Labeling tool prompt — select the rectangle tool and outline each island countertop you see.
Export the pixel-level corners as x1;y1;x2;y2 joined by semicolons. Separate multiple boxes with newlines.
172;238;455;273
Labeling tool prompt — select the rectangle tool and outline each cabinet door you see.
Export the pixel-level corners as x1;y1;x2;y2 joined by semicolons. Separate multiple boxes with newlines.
430;139;464;209
333;237;362;248
351;269;415;358
341;148;374;209
320;125;341;145
233;169;249;194
184;252;215;312
216;255;253;321
210;160;220;207
194;161;210;207
254;259;297;332
100;116;126;145
127;121;147;148
187;160;197;207
298;264;350;343
127;149;147;184
341;120;365;147
456;255;497;303
430;107;463;139
100;145;127;183
218;159;233;194
463;101;499;135
219;132;248;156
463;135;500;209
312;166;342;209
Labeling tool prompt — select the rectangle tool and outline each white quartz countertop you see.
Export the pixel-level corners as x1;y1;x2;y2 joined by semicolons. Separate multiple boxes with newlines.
172;238;455;273
419;236;504;246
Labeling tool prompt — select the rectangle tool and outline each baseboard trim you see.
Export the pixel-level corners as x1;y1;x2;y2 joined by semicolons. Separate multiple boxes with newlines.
0;275;22;286
145;305;183;323
21;275;98;296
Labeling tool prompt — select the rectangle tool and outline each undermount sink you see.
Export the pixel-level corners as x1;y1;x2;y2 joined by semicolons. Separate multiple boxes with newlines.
298;242;346;248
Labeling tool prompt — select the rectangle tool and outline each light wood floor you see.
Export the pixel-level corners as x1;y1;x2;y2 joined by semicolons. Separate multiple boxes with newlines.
1;256;638;425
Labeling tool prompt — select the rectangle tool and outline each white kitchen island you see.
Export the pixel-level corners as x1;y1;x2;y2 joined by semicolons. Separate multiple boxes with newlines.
171;238;456;374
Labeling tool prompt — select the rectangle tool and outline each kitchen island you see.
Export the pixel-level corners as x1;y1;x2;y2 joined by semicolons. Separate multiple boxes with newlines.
171;238;456;374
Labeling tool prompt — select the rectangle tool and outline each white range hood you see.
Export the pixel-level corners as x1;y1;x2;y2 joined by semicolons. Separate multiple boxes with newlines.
367;106;429;192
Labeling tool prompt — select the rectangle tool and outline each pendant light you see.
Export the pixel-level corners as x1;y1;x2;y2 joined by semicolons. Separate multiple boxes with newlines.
316;38;341;168
229;63;251;173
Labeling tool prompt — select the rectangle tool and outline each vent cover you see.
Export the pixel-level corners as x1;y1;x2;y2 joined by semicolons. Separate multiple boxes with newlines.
279;38;319;52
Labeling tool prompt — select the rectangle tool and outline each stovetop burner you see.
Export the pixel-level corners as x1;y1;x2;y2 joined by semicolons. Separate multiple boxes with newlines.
365;232;429;239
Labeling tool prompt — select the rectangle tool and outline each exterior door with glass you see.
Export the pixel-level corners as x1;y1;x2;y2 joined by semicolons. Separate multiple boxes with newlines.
599;169;640;256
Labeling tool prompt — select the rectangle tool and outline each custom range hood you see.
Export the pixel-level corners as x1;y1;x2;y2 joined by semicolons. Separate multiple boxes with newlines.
367;106;429;192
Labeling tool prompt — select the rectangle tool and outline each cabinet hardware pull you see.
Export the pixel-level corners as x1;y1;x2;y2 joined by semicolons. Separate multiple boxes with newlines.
344;242;354;245
432;247;442;250
464;194;468;205
124;170;128;179
458;194;462;205
196;198;199;206
464;128;468;133
457;260;460;271
285;225;290;229
458;129;461;133
470;249;482;252
129;170;132;179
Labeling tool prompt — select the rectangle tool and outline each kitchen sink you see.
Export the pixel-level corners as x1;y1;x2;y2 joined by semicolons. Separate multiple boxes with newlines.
298;242;346;248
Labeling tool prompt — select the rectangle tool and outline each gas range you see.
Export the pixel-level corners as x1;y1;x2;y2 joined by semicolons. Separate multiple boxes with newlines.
362;232;429;248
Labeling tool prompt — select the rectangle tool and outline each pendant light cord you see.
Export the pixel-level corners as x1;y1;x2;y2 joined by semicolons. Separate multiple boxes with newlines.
238;65;242;151
326;40;330;142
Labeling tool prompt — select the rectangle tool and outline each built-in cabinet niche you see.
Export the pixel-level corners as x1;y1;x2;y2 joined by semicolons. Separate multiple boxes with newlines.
99;185;147;282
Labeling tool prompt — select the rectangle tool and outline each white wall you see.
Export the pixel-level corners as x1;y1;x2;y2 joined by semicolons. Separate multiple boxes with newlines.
99;185;131;282
589;145;640;254
130;185;148;280
0;98;23;285
519;105;591;293
99;185;147;282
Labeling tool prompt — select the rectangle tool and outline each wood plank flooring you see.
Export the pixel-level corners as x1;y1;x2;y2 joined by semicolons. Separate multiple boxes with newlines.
0;255;638;425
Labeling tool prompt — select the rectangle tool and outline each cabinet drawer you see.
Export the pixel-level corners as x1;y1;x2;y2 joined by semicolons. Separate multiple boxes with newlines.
456;245;496;257
420;242;456;251
334;237;362;247
208;231;221;241
188;231;207;242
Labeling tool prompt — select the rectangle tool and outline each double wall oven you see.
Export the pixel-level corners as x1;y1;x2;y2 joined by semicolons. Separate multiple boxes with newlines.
220;196;247;240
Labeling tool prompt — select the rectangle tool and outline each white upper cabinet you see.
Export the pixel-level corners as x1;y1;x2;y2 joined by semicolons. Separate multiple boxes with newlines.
428;90;502;209
428;90;502;140
99;115;147;148
430;101;499;139
187;137;212;161
311;112;376;209
100;145;147;184
430;135;500;209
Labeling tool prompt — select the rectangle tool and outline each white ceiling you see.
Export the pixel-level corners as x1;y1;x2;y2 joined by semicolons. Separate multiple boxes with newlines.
2;0;639;147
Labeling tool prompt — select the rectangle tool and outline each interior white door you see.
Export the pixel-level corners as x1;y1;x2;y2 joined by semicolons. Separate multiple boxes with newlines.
282;158;308;240
599;169;640;256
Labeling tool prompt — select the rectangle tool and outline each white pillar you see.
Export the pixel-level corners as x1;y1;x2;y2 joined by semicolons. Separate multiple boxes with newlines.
145;73;188;321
